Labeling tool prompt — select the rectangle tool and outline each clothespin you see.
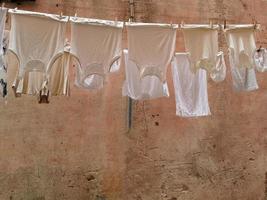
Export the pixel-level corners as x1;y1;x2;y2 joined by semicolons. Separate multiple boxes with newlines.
209;19;213;28
73;11;77;21
1;2;5;9
256;45;262;52
223;19;227;29
180;20;184;28
170;21;173;28
115;17;118;25
253;19;258;30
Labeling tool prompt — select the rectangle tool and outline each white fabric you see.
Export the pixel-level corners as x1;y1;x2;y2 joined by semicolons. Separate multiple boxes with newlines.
0;8;7;55
70;16;123;90
9;9;68;96
254;48;267;72
12;41;70;97
122;49;169;100
210;51;227;82
182;25;219;73
224;25;257;69
229;49;259;91
225;25;258;91
0;31;8;98
171;53;211;117
126;22;177;83
0;8;7;98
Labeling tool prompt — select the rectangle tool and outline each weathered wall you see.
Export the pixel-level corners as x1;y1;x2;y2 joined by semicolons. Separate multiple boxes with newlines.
0;0;267;199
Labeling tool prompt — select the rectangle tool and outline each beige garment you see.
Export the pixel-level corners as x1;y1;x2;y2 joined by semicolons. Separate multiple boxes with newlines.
47;43;70;96
9;9;68;96
126;22;177;82
224;24;257;69
182;25;219;73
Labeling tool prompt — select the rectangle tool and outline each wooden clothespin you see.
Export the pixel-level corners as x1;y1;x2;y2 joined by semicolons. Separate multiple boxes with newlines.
180;20;184;28
170;21;173;27
73;12;77;21
115;17;118;25
38;90;50;104
253;19;258;30
256;45;262;52
209;19;213;28
223;19;227;29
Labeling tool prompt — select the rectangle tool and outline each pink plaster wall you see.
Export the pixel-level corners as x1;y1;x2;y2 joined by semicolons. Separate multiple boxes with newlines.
0;0;267;199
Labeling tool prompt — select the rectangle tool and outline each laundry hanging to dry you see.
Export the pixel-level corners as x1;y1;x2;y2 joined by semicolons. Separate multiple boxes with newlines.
1;8;265;117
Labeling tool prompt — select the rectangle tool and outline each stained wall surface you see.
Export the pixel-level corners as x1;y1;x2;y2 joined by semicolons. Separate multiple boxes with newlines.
0;0;267;200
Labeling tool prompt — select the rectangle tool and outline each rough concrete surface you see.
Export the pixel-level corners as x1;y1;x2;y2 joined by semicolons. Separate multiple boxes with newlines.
0;0;267;199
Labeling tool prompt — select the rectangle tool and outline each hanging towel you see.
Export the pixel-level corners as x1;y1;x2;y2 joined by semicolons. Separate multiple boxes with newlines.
224;25;259;91
9;9;68;97
122;49;169;100
123;22;177;100
182;24;219;73
171;53;211;117
70;17;123;90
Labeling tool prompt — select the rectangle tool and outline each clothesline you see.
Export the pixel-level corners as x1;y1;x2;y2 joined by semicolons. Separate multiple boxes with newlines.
0;4;262;30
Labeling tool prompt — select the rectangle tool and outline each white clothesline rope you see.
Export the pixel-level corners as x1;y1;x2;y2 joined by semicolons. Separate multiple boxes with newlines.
1;5;261;31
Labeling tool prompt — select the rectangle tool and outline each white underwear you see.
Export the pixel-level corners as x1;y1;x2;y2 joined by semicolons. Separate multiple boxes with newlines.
122;49;169;100
126;22;177;83
11;40;70;98
9;9;68;97
182;24;219;73
70;16;123;90
224;24;257;69
225;25;259;91
229;48;259;92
